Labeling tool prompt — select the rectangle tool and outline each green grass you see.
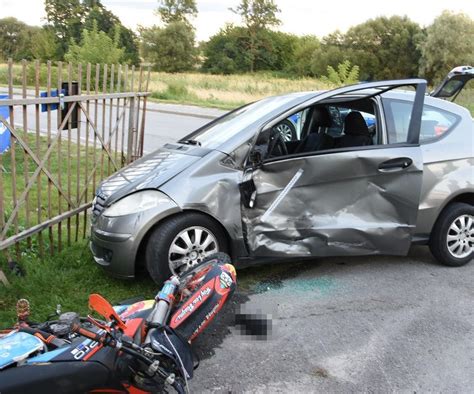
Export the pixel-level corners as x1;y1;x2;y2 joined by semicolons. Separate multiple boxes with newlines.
1;130;120;254
0;240;157;327
0;238;311;327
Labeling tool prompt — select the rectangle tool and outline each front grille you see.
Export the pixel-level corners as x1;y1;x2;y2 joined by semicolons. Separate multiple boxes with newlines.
92;193;107;217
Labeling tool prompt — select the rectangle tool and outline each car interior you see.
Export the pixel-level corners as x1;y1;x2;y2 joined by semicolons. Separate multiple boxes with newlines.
267;97;378;159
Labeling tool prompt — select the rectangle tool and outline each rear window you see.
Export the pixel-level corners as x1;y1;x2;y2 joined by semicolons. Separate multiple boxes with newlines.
383;99;460;144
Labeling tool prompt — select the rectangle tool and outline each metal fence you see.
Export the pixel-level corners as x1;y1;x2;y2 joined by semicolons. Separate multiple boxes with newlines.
0;59;151;262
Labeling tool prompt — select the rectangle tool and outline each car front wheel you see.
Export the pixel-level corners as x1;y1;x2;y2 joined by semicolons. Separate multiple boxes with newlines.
429;202;474;267
145;213;228;284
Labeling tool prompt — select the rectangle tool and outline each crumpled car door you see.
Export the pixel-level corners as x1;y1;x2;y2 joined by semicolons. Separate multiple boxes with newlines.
241;79;427;258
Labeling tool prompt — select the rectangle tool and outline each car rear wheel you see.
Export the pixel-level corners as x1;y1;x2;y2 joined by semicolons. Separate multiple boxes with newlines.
145;213;228;284
429;203;474;267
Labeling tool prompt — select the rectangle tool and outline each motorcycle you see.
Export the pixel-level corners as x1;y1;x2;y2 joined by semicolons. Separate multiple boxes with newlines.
0;253;236;394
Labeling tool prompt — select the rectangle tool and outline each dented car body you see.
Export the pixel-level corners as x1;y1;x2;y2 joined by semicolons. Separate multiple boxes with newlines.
91;70;474;281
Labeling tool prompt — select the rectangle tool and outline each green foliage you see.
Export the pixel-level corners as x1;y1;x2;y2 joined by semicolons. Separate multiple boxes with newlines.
201;25;249;74
140;21;196;72
286;35;320;76
0;241;157;327
65;22;125;64
419;11;474;83
231;0;281;72
343;16;422;80
45;0;139;64
0;18;39;61
151;80;195;101
314;16;422;81
202;25;296;74
83;2;140;65
157;0;197;24
44;0;85;56
322;60;359;85
231;0;281;30
30;27;60;61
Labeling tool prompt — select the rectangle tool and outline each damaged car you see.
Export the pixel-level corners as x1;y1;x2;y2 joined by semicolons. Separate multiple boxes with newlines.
90;67;474;283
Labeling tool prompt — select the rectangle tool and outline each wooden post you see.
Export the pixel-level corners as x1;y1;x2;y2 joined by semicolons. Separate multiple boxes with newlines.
35;60;44;256
0;269;9;287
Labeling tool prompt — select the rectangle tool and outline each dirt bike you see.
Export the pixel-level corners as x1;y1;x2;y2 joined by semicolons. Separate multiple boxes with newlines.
0;253;236;394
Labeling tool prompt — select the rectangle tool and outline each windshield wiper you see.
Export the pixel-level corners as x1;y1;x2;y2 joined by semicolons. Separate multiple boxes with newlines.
179;139;201;146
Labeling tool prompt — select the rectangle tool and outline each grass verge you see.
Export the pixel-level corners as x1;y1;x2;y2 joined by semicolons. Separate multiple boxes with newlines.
0;240;157;327
0;238;300;327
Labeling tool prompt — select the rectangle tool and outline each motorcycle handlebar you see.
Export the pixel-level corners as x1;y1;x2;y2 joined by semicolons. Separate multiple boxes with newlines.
71;323;177;384
71;323;115;346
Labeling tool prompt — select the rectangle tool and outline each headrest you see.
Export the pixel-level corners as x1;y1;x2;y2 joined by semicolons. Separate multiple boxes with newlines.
344;112;369;136
311;107;332;128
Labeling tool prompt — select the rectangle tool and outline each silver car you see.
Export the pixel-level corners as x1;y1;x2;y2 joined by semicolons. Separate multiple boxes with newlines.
90;68;474;283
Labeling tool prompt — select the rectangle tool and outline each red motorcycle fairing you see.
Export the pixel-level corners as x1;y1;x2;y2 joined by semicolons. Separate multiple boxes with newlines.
170;263;236;341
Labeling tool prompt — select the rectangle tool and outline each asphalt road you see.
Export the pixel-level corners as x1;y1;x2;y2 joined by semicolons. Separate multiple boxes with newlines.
1;88;225;153
191;247;473;393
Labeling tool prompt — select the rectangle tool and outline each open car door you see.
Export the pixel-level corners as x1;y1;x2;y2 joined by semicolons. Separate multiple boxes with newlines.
240;79;427;258
431;66;474;101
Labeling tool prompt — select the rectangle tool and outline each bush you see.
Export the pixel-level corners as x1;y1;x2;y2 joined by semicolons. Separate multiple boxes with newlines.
65;22;124;65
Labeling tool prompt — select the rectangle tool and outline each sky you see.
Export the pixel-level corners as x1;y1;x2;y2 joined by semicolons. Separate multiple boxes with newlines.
2;0;474;42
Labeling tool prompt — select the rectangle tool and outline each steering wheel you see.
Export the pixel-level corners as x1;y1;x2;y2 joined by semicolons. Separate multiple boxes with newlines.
268;128;288;157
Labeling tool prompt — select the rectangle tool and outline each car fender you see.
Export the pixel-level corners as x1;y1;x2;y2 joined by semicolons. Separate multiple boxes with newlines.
416;159;474;234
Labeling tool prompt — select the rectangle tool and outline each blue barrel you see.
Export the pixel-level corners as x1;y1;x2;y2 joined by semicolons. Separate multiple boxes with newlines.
0;95;10;154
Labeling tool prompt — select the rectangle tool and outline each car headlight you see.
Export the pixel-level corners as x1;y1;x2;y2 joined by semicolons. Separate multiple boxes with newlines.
103;190;172;217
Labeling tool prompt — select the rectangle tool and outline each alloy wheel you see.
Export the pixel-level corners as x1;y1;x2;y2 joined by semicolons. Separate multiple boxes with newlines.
446;214;474;259
168;226;219;275
275;123;294;141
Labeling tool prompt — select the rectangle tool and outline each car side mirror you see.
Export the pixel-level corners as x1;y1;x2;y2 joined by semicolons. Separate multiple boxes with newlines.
249;149;263;168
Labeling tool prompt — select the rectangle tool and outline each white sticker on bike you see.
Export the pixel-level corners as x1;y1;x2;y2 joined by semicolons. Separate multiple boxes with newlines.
261;168;303;221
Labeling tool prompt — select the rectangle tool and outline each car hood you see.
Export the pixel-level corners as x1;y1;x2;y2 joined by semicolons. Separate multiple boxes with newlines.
96;144;211;205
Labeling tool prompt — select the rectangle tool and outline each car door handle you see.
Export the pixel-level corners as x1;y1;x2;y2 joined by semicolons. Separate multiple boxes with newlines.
378;157;413;172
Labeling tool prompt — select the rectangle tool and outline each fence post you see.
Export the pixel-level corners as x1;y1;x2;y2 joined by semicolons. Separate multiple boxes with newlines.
126;96;136;164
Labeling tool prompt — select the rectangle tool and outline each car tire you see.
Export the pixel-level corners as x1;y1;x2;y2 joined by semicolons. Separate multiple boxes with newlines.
274;119;297;141
145;213;228;284
429;202;474;267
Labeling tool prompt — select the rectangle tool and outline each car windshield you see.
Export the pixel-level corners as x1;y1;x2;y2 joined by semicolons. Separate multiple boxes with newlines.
181;94;305;149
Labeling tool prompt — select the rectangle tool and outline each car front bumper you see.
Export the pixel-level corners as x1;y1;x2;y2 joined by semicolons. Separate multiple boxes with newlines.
90;193;181;278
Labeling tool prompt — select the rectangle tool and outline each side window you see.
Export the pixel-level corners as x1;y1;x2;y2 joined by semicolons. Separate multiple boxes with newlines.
383;99;460;143
273;109;309;142
420;107;459;141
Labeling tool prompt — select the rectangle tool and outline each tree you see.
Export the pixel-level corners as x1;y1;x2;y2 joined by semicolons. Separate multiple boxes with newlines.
30;27;60;61
201;25;251;74
45;0;139;63
83;1;140;64
0;18;44;61
140;22;195;72
44;0;85;55
231;0;281;72
419;11;474;83
156;0;197;24
202;25;297;74
346;16;422;80
65;22;124;64
286;35;320;76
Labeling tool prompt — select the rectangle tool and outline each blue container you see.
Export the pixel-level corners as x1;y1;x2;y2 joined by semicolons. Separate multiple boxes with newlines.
0;94;11;154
